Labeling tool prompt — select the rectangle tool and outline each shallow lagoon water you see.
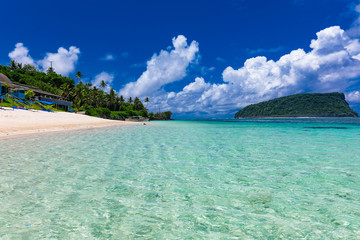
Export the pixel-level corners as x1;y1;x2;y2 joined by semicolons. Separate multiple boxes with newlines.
1;118;360;239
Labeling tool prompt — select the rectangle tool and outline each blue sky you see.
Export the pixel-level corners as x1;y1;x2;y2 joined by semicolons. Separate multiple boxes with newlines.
1;0;360;118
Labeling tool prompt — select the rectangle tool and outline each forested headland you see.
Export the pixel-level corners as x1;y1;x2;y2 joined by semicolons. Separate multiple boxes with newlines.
235;93;358;118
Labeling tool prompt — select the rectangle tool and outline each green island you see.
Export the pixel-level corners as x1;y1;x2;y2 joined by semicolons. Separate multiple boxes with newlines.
235;92;359;118
0;61;172;120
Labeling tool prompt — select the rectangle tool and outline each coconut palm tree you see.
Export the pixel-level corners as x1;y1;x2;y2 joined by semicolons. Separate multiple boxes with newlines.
75;71;83;84
145;97;149;109
9;60;18;70
108;88;116;110
100;80;107;92
60;83;73;99
92;86;98;107
119;95;125;111
134;97;144;111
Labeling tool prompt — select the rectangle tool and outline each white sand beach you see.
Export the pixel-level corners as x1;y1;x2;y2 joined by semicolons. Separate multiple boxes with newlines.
0;109;138;138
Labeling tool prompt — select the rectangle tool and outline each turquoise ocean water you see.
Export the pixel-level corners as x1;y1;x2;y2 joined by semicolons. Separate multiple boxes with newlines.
1;118;360;239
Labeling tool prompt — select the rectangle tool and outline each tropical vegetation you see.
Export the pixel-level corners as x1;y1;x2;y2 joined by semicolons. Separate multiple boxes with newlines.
235;92;359;118
0;61;172;119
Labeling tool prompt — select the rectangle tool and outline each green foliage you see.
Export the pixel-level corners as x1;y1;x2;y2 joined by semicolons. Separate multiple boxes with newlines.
75;71;83;84
25;90;35;100
0;62;150;118
100;80;107;89
133;97;144;110
235;93;359;118
85;106;111;118
0;94;59;111
110;111;129;119
23;64;37;72
9;60;22;70
149;111;173;120
0;64;72;95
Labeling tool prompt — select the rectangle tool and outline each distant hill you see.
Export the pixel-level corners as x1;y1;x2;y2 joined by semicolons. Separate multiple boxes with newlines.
235;93;358;118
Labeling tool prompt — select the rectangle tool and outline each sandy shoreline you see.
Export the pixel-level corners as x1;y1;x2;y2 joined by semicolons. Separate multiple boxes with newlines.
0;108;140;139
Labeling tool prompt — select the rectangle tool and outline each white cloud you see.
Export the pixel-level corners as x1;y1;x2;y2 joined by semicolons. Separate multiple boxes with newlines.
346;90;360;102
182;77;210;93
101;54;115;61
37;46;80;76
146;26;360;116
91;71;114;93
119;35;199;98
208;26;360;110
8;43;80;76
8;43;36;66
147;77;211;114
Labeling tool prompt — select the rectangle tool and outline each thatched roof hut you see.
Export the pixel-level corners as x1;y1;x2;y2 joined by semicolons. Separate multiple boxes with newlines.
0;73;59;98
0;73;17;88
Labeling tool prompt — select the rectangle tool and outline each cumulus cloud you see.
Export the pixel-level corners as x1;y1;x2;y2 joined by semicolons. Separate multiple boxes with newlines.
37;46;80;76
119;35;199;98
8;43;80;76
165;77;212;111
91;71;115;93
346;90;360;102
8;43;36;66
209;26;360;110
146;26;360;116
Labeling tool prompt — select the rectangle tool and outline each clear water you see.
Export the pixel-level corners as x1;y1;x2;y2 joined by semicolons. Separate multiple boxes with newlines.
1;118;360;239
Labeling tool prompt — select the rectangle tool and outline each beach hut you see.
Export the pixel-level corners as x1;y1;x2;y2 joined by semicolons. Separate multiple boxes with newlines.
0;73;19;96
0;73;73;111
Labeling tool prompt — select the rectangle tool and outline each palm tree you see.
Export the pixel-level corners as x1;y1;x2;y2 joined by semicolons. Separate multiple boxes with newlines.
60;83;73;100
9;60;18;70
108;88;116;110
128;97;133;104
119;95;125;111
74;83;85;110
134;97;144;110
100;80;107;92
97;90;105;107
145;97;149;109
75;71;83;85
92;87;98;107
